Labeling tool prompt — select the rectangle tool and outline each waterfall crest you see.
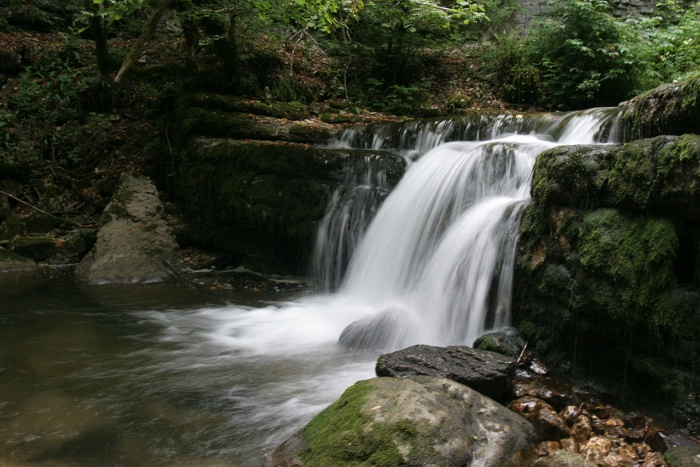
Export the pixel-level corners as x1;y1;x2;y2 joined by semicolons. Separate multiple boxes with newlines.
322;108;620;350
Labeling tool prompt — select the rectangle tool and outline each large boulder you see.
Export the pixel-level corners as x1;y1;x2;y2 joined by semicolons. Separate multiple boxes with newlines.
620;72;700;140
265;376;536;467
513;135;700;433
375;344;516;401
76;173;183;284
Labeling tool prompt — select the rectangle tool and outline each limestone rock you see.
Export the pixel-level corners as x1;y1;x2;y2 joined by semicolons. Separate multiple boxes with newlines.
76;173;183;284
265;376;536;467
620;73;700;139
375;344;516;401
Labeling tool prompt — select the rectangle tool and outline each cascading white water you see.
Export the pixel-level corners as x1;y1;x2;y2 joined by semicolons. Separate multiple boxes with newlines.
326;108;620;350
132;108;622;465
336;136;554;348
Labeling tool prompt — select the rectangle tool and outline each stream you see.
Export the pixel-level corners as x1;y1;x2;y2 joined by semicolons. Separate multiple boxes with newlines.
1;108;621;466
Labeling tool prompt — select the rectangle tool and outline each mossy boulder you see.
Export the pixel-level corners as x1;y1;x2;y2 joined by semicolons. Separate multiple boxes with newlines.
620;72;700;140
473;328;526;358
265;377;536;467
0;246;37;272
9;236;55;261
513;136;700;432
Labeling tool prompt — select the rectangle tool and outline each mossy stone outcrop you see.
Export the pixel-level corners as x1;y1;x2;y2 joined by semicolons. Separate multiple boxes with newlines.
513;135;700;432
265;376;536;467
620;72;700;140
0;246;37;272
176;138;405;272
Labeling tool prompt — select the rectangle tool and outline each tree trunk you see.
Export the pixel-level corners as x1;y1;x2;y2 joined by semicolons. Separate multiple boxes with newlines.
183;17;199;71
114;0;174;84
92;15;113;75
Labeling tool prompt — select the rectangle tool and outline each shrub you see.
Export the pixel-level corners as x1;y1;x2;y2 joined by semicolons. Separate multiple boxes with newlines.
526;0;637;109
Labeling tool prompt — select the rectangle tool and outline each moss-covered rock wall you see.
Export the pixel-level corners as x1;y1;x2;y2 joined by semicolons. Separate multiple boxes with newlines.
175;138;405;273
513;135;700;432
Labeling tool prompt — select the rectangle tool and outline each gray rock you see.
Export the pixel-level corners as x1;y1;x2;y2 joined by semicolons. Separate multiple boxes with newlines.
338;308;416;350
534;449;597;466
473;327;526;358
0;246;37;272
665;444;700;466
376;344;516;401
76;173;183;284
265;376;536;467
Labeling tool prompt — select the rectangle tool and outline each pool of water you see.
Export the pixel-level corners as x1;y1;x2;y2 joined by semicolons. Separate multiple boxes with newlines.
0;269;377;466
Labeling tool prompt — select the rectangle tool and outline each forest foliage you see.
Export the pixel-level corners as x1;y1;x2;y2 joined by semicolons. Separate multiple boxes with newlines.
1;0;700;170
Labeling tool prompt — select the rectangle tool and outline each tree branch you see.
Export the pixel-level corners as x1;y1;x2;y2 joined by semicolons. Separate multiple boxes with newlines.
114;0;174;84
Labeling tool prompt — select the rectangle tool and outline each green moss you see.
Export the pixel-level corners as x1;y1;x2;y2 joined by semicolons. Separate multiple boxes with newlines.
175;141;341;271
301;381;406;466
607;135;700;218
621;72;700;139
579;209;678;320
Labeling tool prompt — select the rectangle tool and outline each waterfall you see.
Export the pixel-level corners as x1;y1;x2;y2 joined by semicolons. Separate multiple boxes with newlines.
321;108;620;350
126;108;624;464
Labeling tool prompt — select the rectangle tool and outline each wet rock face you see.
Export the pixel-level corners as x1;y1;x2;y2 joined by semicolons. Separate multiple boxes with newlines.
620;73;700;140
510;362;671;467
375;344;516;401
177;138;406;273
473;328;526;358
514;135;700;431
265;376;536;467
338;308;414;351
76;173;183;284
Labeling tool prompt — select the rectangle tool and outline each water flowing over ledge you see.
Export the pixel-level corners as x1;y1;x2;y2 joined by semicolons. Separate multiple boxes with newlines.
316;108;621;350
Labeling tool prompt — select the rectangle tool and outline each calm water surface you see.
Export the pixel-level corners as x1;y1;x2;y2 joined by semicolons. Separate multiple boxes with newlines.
0;269;376;466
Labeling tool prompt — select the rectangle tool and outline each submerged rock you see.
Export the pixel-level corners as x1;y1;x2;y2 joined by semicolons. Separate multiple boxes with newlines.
265;376;536;467
533;449;596;466
510;396;570;441
375;344;516;401
76;173;183;284
338;308;415;350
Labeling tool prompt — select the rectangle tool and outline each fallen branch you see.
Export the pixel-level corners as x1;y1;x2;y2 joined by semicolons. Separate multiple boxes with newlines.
516;342;528;365
0;190;57;219
114;0;174;84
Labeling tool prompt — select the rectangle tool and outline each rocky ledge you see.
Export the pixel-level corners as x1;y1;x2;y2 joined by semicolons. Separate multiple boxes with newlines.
266;336;695;466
